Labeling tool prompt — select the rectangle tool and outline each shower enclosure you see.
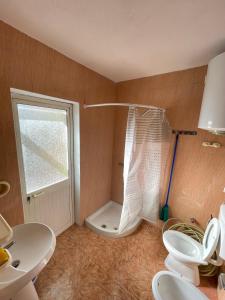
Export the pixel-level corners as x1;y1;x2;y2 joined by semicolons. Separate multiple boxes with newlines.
85;103;171;237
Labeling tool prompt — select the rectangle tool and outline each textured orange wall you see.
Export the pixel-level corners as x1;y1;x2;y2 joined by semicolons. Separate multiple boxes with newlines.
0;21;116;225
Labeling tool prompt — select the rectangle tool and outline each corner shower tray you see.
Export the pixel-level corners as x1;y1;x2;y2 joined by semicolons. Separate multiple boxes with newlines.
85;200;142;238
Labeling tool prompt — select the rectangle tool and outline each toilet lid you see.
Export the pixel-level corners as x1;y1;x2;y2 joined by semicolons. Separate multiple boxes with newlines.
202;218;220;261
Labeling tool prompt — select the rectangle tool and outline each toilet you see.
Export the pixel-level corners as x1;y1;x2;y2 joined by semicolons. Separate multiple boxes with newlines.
152;271;209;300
162;203;225;286
151;203;225;299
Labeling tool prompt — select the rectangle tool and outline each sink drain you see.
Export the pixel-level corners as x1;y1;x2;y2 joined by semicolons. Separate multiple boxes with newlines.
101;224;107;228
114;227;118;230
12;260;20;268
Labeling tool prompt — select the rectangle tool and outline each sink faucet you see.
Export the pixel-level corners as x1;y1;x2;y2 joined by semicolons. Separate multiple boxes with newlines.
4;240;15;249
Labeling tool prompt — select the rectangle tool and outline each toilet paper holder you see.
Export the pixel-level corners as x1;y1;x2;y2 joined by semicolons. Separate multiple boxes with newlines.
0;181;10;198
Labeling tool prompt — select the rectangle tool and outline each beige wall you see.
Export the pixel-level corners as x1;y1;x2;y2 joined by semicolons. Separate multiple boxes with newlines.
0;21;115;225
113;66;225;228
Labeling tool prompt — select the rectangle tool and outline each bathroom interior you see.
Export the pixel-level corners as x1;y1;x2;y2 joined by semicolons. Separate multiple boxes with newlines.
1;1;225;299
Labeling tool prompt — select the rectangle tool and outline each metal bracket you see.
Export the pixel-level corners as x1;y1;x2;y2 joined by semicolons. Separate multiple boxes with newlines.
202;141;222;148
172;130;197;136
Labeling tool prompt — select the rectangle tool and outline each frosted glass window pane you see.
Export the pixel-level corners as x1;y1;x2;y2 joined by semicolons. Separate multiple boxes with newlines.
17;104;69;194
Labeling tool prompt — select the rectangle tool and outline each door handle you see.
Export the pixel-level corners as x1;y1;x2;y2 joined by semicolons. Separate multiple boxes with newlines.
27;191;44;203
32;191;44;198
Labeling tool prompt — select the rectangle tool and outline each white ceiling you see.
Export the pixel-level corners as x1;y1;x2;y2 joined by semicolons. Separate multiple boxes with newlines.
1;0;225;82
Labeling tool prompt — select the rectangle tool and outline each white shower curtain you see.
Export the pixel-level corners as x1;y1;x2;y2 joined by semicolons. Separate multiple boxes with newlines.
118;107;171;233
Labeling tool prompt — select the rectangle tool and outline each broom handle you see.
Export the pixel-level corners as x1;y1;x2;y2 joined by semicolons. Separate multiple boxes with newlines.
165;133;179;206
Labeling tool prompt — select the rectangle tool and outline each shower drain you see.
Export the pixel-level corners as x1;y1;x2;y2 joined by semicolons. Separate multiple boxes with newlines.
101;224;118;230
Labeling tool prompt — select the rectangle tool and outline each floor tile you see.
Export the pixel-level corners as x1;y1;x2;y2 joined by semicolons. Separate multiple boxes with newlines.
36;222;217;300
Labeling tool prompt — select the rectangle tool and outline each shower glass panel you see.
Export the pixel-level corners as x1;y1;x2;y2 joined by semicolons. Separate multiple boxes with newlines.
17;104;69;194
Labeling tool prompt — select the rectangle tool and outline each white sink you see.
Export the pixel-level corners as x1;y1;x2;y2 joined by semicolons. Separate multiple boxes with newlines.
0;223;56;300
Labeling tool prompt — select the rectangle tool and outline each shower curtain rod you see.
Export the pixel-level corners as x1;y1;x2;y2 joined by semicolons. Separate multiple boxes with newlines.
84;103;197;135
83;102;165;112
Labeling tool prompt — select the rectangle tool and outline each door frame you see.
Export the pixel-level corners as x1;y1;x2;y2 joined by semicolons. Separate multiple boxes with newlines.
11;88;81;229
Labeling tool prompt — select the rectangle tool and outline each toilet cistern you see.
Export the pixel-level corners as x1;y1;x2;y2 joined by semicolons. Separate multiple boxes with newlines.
162;203;225;286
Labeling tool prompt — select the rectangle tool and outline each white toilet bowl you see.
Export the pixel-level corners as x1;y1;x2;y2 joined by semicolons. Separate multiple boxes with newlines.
163;217;222;285
152;271;209;300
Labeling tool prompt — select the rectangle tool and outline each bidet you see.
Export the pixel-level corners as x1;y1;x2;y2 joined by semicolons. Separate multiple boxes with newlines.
152;271;209;300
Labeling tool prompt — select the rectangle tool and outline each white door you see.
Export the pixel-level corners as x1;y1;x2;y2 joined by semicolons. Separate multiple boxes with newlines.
12;95;74;236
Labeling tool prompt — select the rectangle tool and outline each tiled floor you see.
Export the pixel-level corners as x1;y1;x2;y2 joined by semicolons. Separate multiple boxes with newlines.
36;222;217;300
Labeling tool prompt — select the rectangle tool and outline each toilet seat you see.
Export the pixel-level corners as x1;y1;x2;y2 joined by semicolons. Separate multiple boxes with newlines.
152;270;209;300
163;218;221;264
162;218;222;285
163;230;207;265
202;218;220;261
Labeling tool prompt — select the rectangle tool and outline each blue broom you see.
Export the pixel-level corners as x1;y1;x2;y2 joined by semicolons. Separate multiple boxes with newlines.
160;133;179;222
